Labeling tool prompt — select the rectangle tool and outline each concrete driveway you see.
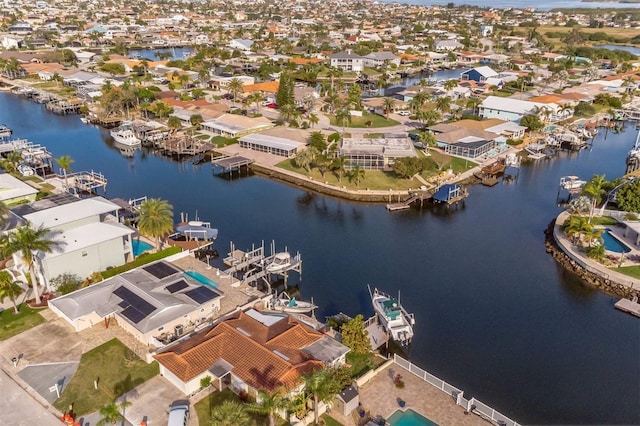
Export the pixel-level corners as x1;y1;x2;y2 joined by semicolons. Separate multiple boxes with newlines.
119;376;186;426
0;369;62;426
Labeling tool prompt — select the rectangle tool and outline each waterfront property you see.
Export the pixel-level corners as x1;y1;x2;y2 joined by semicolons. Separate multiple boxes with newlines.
10;195;135;287
200;114;275;138
429;123;498;159
0;172;38;205
238;133;304;157
339;134;417;170
154;308;349;395
48;260;224;346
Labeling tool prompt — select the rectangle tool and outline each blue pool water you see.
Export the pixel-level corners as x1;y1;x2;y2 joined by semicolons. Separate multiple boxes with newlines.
184;270;219;289
132;239;153;256
602;230;632;254
387;409;438;426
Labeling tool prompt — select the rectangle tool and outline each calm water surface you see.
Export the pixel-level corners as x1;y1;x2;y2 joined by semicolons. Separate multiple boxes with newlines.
1;93;639;425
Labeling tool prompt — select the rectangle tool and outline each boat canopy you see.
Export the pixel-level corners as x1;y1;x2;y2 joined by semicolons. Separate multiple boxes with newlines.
432;184;460;203
176;221;218;240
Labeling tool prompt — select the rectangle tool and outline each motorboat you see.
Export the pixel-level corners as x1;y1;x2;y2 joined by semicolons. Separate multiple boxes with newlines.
0;124;12;139
266;252;292;273
272;292;317;314
175;220;218;240
560;176;586;191
17;163;35;177
110;122;141;147
80;116;89;124
369;286;415;345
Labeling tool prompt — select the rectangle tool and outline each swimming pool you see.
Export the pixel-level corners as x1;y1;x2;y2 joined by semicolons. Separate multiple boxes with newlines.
602;230;632;254
387;409;438;426
132;239;153;256
184;270;219;289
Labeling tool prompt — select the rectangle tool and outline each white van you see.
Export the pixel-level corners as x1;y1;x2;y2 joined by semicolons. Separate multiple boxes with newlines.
167;400;190;426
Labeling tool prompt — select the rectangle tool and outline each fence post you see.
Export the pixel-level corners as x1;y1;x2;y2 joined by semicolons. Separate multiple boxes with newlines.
456;391;464;406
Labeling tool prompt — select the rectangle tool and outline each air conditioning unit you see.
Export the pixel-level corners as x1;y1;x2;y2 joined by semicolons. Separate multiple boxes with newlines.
175;325;184;337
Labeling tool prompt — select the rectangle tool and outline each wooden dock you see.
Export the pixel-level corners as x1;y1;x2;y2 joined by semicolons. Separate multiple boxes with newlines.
614;298;640;317
386;190;432;211
212;154;255;176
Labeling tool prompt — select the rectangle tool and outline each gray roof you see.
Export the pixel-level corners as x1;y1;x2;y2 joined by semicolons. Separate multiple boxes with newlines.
49;261;225;334
302;335;350;364
340;135;417;158
337;385;359;403
23;196;120;230
239;133;304;152
364;51;397;61
330;51;364;60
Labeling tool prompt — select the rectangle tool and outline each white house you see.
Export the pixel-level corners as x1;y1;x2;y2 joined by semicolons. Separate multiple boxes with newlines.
1;34;23;49
478;96;560;123
228;38;254;51
363;51;400;68
329;50;364;72
11;196;135;287
434;39;463;52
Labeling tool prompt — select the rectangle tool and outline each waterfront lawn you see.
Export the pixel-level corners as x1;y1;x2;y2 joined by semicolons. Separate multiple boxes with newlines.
195;388;282;426
54;338;159;415
0;305;45;341
321;414;344;426
211;136;238;147
277;159;422;190
101;246;181;278
422;150;476;177
612;265;640;280
347;352;387;378
328;112;399;128
590;216;619;226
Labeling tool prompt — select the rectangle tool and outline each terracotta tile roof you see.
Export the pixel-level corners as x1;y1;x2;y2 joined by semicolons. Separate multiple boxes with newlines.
289;57;324;66
155;311;325;392
243;81;280;93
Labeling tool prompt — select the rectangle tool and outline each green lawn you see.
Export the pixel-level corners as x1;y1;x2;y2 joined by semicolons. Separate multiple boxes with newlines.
591;216;619;226
211;136;238;147
612;265;640;279
277;159;423;191
321;414;344;426
54;339;159;415
418;149;476;178
0;305;45;341
346;353;387;378
328;112;399;128
195;388;284;426
101;246;182;278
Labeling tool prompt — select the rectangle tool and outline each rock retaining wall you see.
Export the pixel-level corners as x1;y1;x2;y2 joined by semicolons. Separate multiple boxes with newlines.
544;219;640;298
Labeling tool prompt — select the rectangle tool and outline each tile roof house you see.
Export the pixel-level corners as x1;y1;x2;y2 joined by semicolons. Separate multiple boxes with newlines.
155;309;349;396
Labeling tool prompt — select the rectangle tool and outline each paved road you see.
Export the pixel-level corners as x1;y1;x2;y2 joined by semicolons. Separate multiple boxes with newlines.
0;369;62;426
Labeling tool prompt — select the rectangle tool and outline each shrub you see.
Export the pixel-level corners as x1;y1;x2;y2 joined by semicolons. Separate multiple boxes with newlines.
51;273;82;295
200;375;212;389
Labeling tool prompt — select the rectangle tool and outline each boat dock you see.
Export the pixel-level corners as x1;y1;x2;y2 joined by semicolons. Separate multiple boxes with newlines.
221;241;302;287
386;190;432;211
614;297;640;317
45;98;84;115
212;154;255;177
432;183;468;206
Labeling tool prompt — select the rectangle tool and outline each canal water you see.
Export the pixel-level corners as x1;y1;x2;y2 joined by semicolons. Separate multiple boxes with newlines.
1;92;639;425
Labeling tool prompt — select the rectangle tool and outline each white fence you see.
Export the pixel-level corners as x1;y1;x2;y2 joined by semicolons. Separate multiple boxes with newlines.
394;354;520;426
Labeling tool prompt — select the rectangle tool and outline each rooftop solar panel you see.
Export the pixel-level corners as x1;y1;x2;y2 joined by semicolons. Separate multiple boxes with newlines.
113;286;155;316
185;286;218;304
143;262;179;279
120;306;146;324
166;280;189;294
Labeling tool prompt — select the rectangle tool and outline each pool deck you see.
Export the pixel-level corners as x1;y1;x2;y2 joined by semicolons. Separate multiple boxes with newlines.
170;255;270;318
329;362;489;426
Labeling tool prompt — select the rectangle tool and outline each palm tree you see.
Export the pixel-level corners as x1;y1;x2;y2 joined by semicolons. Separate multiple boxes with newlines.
209;400;249;426
293;148;315;172
564;215;592;247
278;103;297;123
347;165;365;188
96;399;132;426
331;156;347;183
443;79;458;91
6;224;59;305
308;113;319;128
54;155;74;190
382;97;396;117
304;369;342;426
247;389;290;426
0;200;9;230
226;77;244;106
326;66;343;93
137;198;174;250
0;271;24;314
334;107;351;136
583;174;607;223
435;96;451;115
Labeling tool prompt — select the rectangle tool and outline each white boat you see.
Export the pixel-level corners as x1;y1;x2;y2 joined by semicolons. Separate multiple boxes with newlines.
560;176;586;191
110;122;141;147
0;124;12;139
80;116;89;124
369;286;415;345
272;292;317;314
17;163;35;177
266;252;291;273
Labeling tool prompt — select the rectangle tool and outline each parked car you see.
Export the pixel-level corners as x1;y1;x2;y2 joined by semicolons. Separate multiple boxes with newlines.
398;110;410;116
266;103;278;109
168;400;190;426
222;93;234;100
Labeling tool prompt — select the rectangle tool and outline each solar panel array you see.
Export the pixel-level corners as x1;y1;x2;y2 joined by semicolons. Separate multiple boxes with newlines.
166;280;189;294
143;262;180;279
113;286;156;324
185;286;218;304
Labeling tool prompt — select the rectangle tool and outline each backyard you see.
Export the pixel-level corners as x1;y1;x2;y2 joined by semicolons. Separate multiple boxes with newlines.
53;338;159;415
0;305;45;341
195;388;284;426
328;112;399;128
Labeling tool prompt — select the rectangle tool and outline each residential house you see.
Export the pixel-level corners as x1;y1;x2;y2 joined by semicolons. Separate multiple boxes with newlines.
434;39;463;52
0;173;38;206
49;261;224;346
329;50;365;72
429;123;499;159
200;114;275;138
363;51;400;68
8;22;33;35
339;134;417;170
155;308;349;396
460;66;498;83
1;35;24;49
478;96;561;123
229;38;254;52
10;196;135;287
